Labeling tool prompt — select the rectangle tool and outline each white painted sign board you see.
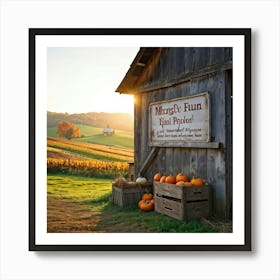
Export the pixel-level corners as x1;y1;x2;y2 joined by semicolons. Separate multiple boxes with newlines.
149;92;210;146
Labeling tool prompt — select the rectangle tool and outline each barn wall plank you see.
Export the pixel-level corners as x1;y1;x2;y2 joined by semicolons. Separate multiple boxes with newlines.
173;148;183;175
225;69;233;219
197;149;207;180
134;93;141;177
189;150;198;178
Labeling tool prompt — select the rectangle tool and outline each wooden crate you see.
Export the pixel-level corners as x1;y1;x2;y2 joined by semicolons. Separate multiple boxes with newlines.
153;181;211;221
112;182;153;207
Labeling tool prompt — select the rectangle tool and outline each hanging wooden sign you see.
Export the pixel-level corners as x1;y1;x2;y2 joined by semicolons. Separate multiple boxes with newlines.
149;92;211;147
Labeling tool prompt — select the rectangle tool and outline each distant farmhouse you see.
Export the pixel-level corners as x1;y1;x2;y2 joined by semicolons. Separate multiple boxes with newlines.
103;125;115;136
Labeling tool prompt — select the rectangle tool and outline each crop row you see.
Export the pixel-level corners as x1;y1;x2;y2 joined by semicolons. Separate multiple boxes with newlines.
48;137;134;156
47;137;133;162
47;158;129;179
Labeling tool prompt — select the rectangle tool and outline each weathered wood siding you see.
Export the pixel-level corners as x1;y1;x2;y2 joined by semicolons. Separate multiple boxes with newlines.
134;47;232;219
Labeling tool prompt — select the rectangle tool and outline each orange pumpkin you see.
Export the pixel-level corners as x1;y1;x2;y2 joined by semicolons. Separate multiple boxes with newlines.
184;181;193;187
142;193;153;200
138;199;145;209
176;181;185;186
190;177;204;186
153;173;163;181
139;200;154;211
176;172;188;183
160;175;167;183
165;175;176;184
150;199;154;204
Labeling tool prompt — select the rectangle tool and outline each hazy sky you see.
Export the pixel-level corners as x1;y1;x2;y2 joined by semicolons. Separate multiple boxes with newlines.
47;47;139;115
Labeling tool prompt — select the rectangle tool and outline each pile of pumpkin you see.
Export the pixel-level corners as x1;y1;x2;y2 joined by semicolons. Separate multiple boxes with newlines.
153;172;205;187
138;193;154;212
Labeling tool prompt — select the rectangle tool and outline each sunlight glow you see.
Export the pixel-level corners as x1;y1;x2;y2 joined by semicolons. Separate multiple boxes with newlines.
91;87;134;115
47;47;139;115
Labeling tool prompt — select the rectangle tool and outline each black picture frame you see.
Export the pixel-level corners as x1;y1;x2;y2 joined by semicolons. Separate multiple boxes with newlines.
29;28;251;251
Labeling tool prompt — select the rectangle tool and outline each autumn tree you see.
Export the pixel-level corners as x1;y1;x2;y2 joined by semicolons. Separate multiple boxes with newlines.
56;121;81;140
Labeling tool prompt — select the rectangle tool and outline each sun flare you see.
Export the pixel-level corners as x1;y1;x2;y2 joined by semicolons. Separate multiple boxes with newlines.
91;88;134;115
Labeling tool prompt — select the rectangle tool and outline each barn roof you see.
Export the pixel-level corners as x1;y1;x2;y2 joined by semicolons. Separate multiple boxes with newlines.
115;47;159;94
103;127;114;132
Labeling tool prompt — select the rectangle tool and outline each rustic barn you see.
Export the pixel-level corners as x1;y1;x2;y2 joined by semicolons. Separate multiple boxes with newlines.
103;125;115;136
116;47;232;220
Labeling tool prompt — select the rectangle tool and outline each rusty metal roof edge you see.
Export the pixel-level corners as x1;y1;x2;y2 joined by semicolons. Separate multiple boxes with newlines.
115;47;159;94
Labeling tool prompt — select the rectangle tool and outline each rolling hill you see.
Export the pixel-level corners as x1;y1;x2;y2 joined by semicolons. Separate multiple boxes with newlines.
47;125;134;149
47;111;133;132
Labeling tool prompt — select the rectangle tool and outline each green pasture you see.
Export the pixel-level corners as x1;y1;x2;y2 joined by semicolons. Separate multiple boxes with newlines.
47;125;134;149
47;174;217;233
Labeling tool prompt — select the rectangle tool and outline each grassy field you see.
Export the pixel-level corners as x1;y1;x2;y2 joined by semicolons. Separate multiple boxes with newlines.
47;125;134;149
76;134;133;149
47;174;218;233
46;126;225;233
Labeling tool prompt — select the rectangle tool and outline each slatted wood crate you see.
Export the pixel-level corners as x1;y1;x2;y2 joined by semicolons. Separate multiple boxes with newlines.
153;181;211;221
112;181;153;207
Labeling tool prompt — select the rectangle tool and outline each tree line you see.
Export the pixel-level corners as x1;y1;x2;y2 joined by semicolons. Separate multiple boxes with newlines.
48;111;133;131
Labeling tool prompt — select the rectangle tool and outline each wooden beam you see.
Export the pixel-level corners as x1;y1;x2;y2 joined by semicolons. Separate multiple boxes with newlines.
138;147;160;177
149;141;220;149
136;62;146;67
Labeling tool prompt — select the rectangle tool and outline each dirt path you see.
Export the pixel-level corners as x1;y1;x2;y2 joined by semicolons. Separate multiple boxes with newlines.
47;197;106;233
47;197;148;233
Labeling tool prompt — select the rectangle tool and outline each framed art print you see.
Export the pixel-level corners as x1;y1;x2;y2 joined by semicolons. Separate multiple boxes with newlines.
29;28;251;251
